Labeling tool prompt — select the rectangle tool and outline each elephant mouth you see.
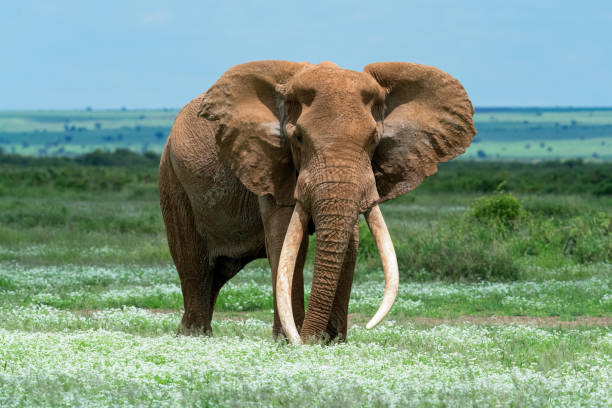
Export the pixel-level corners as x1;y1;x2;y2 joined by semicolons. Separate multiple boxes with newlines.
276;202;399;345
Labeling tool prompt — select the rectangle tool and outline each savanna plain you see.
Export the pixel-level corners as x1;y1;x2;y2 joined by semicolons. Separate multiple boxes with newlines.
0;109;611;407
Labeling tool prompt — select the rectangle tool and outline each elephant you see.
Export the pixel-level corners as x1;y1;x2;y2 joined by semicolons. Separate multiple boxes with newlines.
159;60;475;344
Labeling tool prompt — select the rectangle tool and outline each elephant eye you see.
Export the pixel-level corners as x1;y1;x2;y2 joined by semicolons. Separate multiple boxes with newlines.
286;99;302;124
293;130;303;144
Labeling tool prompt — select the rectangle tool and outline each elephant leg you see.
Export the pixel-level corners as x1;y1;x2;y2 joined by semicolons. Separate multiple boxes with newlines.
325;221;359;341
160;157;215;335
258;197;307;339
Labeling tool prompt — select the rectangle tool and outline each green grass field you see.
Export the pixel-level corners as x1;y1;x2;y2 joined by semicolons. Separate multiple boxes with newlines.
1;108;612;160
0;155;611;406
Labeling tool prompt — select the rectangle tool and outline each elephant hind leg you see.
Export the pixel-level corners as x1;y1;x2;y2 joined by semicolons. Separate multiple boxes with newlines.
160;154;214;335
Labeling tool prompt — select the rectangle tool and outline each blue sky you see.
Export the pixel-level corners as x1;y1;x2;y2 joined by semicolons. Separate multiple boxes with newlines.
2;1;611;109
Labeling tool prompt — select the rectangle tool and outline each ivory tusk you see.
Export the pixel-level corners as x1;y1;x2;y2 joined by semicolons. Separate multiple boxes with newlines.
276;202;308;345
364;205;399;329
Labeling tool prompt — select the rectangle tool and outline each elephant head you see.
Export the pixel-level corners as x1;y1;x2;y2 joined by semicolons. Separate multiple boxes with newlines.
200;60;476;343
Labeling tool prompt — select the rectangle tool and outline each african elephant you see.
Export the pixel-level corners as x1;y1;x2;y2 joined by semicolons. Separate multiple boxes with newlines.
159;61;475;344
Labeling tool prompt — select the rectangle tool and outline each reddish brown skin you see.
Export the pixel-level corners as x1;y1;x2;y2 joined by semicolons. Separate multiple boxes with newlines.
159;61;476;341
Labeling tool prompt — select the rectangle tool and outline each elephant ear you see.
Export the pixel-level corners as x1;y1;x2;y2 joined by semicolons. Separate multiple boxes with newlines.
199;60;312;205
364;62;476;203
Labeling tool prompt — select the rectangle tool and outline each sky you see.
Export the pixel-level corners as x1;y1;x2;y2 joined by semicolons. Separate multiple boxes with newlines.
1;0;611;109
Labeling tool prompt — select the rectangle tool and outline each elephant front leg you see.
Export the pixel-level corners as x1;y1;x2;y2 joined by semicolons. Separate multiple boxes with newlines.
258;197;307;339
325;222;359;341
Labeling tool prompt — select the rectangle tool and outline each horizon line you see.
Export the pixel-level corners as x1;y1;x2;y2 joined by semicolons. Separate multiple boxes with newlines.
1;106;612;113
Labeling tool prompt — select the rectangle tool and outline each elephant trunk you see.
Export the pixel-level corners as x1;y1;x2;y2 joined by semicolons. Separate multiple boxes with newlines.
276;167;399;344
300;192;358;340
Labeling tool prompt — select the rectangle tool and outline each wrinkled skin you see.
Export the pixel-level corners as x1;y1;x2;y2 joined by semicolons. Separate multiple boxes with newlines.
159;61;475;341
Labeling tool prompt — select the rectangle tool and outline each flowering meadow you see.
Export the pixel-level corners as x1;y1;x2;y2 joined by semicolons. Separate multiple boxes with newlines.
1;261;611;407
1;156;611;406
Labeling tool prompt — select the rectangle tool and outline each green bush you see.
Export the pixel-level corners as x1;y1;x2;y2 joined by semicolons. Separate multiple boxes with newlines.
357;191;609;282
357;216;520;282
469;192;526;228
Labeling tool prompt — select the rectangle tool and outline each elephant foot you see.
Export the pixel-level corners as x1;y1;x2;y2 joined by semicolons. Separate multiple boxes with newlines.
177;314;212;336
297;327;345;345
299;315;348;344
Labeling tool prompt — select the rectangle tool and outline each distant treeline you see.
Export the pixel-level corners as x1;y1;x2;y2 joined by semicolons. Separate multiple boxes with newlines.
0;148;160;167
422;160;612;196
474;107;612;113
0;149;611;196
0;149;161;194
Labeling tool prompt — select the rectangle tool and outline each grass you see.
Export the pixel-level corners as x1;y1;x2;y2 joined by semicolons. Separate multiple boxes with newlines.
0;153;611;406
1;263;610;317
1;157;610;278
1;317;610;407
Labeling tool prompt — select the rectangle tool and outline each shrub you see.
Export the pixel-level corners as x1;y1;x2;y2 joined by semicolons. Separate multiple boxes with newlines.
469;192;526;228
357;216;520;282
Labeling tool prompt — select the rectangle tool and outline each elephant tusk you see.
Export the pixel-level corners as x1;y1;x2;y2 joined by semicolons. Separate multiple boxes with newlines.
276;201;309;345
364;205;399;329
